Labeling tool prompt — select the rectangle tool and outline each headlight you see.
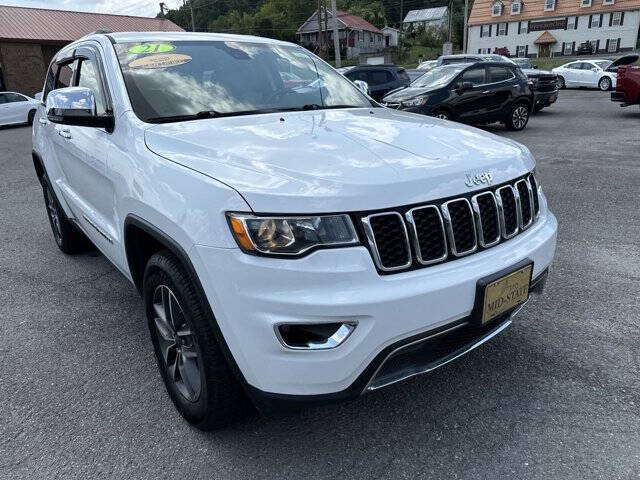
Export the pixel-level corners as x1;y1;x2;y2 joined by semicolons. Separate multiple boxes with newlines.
227;213;359;256
401;95;429;107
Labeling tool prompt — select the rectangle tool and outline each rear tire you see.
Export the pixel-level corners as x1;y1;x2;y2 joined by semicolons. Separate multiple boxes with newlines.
27;110;36;126
40;174;93;254
598;77;611;91
432;109;451;120
505;102;530;131
144;250;247;430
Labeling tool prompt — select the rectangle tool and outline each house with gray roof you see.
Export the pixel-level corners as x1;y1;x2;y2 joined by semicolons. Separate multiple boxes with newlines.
402;6;449;30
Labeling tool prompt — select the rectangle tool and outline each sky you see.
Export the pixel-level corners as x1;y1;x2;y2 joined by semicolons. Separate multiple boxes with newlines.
0;0;185;17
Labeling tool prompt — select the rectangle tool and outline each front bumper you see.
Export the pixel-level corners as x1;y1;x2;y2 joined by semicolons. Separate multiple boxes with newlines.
533;89;559;109
189;201;557;403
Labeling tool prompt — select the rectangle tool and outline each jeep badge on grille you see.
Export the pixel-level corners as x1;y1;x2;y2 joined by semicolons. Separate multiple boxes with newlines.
465;172;493;188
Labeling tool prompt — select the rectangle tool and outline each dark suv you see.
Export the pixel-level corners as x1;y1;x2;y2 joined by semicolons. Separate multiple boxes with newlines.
381;62;534;130
344;65;411;100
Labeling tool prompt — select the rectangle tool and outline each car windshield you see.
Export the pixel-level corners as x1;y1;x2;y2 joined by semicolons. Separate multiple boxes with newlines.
514;59;532;68
411;65;465;88
114;40;371;123
594;60;612;69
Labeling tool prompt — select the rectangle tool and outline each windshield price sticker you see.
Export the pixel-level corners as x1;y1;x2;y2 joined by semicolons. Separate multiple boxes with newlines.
128;43;175;54
128;54;192;69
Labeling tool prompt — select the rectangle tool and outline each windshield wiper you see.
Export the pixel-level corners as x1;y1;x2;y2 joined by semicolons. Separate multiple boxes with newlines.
146;110;222;124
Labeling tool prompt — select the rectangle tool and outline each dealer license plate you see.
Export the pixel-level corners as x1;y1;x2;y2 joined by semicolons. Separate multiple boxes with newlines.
481;264;532;325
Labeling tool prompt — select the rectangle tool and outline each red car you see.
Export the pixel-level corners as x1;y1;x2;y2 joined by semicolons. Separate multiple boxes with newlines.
611;64;640;108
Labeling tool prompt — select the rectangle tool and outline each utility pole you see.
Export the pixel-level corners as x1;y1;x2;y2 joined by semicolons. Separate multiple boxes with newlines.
331;0;341;67
184;0;195;32
317;0;323;59
323;0;329;60
448;0;453;43
463;0;469;53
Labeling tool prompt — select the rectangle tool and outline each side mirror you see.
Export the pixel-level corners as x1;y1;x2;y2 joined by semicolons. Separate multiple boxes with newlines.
591;67;598;72
46;87;113;129
353;79;370;96
455;81;474;92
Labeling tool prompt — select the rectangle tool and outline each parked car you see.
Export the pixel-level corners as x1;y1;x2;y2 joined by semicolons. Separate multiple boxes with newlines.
576;42;594;56
610;64;640;108
0;91;39;126
34;32;557;430
344;65;411;100
381;62;534;130
506;60;558;113
552;55;639;91
436;54;508;66
417;59;437;71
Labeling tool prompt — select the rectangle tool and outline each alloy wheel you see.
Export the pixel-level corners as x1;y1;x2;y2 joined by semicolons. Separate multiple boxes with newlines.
45;185;62;246
152;285;202;402
599;77;611;91
512;106;529;130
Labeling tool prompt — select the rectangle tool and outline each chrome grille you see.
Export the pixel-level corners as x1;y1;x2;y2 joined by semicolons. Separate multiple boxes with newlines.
361;173;541;274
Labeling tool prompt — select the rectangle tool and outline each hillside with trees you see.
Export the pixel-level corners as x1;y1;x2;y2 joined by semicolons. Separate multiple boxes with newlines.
161;0;471;52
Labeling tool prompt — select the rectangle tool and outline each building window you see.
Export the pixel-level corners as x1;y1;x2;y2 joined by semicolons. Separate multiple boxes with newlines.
479;47;491;54
602;0;614;4
567;16;576;29
611;11;622;26
511;1;521;14
492;1;502;16
517;45;527;57
544;0;555;11
497;22;507;35
519;21;528;33
580;0;591;7
481;25;492;37
607;38;619;52
590;14;601;27
564;42;574;54
590;40;598;52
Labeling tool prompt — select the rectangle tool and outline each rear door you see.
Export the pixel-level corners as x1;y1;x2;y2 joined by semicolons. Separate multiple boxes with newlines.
484;66;518;119
449;65;488;122
563;63;582;85
0;93;10;125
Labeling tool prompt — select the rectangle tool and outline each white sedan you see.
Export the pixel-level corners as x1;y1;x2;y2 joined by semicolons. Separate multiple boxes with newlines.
0;91;40;126
552;55;638;91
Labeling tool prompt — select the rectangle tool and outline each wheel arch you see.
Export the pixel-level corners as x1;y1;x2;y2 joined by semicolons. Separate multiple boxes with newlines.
31;150;45;186
122;214;254;401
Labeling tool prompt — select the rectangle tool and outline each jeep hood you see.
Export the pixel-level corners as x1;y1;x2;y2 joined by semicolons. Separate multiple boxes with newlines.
144;108;534;213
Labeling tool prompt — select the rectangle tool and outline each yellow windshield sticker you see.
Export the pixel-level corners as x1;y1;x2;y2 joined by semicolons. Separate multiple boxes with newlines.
128;53;192;69
128;43;175;54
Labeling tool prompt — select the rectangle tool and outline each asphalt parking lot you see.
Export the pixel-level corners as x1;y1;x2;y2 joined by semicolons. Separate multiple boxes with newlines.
1;89;639;479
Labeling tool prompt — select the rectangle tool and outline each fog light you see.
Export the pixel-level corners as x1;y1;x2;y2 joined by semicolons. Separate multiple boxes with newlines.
276;322;356;350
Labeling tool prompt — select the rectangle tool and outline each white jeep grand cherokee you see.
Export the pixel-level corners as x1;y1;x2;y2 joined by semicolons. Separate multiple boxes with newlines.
32;32;557;429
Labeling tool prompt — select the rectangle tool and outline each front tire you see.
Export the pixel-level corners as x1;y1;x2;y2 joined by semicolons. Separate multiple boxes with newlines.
432;109;451;120
557;76;565;89
505;102;530;131
144;250;247;430
598;77;611;91
40;174;93;254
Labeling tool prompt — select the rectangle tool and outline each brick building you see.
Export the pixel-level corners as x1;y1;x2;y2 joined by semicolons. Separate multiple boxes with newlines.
0;5;183;96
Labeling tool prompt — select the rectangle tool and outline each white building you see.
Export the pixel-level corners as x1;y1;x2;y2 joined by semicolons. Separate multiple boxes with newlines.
382;26;401;47
468;0;640;57
403;7;450;30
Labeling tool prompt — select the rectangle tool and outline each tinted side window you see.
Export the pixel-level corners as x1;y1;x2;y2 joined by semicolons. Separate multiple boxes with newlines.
0;93;7;104
55;61;75;89
396;69;410;82
76;58;106;115
460;67;486;86
43;62;58;101
488;66;514;83
5;93;27;103
368;70;392;85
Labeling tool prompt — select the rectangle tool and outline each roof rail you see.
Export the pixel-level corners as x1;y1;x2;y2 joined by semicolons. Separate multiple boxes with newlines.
90;29;113;35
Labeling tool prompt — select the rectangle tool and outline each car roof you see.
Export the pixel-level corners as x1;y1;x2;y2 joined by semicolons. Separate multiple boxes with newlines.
83;31;295;47
350;64;404;70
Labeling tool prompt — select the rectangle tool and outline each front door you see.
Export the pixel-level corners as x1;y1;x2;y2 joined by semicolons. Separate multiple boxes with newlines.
538;44;551;58
450;65;488;122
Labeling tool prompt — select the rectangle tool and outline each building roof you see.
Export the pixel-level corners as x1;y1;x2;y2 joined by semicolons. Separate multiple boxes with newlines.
0;5;183;43
297;9;381;34
534;30;558;44
403;7;449;23
469;0;640;25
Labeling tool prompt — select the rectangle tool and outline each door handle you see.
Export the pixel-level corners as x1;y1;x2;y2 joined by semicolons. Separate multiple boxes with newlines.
38;118;48;125
58;128;71;139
